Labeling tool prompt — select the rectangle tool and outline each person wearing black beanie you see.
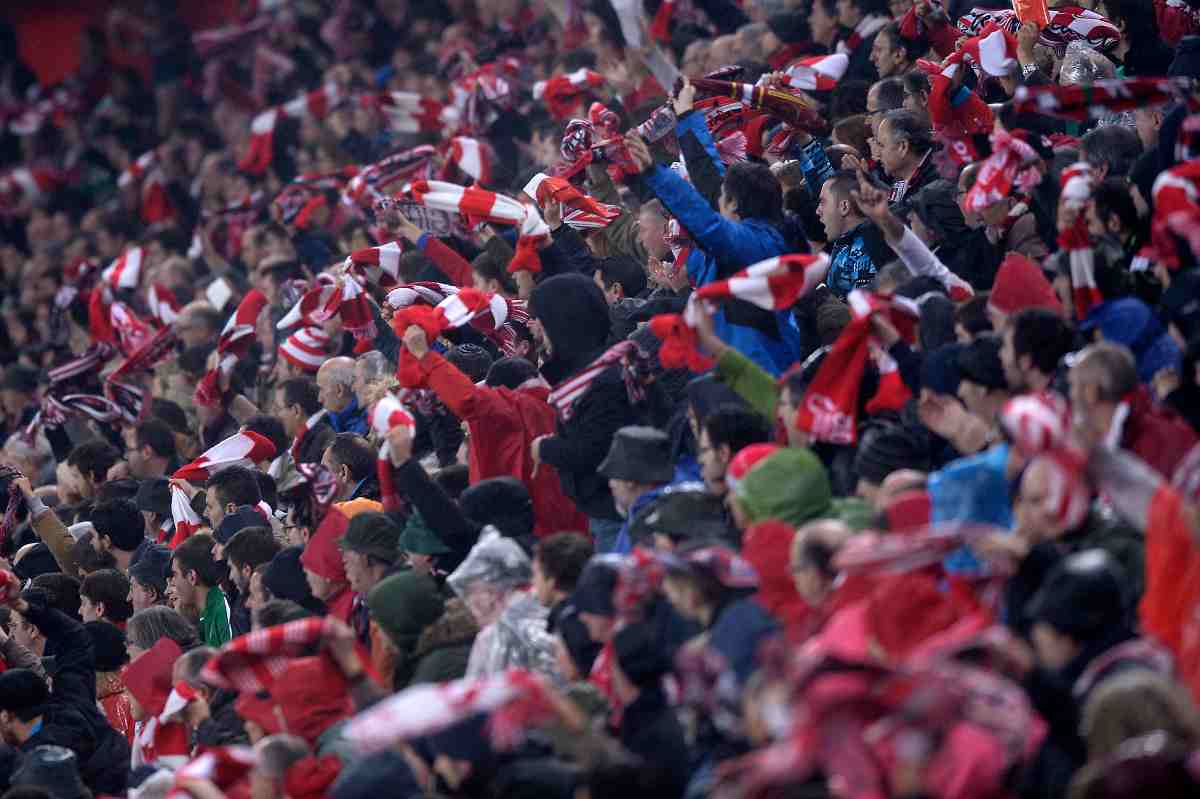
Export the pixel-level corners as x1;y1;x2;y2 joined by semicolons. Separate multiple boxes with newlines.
611;622;690;798
261;547;326;617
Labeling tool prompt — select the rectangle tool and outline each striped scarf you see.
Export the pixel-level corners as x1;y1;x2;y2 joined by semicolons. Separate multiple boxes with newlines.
547;340;649;421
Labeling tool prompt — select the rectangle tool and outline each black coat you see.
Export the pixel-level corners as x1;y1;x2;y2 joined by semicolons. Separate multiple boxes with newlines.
22;600;130;795
618;686;690;798
297;415;336;466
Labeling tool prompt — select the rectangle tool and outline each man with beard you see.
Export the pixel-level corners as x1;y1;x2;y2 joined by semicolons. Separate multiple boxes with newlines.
1000;308;1077;394
223;525;280;636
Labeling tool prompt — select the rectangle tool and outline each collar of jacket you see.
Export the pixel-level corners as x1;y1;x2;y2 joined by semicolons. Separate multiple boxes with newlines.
329;396;363;429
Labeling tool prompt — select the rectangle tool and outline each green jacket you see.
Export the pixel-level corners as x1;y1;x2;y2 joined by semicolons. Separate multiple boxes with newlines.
717;347;780;421
201;586;232;648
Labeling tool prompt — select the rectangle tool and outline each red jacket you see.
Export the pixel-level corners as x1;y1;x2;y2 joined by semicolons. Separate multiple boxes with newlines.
420;350;587;536
1140;483;1200;701
1119;387;1198;480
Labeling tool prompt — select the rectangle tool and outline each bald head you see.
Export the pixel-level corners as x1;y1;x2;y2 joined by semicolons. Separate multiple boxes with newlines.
316;357;357;413
1072;343;1138;404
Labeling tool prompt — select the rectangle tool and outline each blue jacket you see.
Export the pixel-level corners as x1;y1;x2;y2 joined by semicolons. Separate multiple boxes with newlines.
611;484;667;555
329;396;369;435
709;596;780;685
644;117;801;375
827;222;890;299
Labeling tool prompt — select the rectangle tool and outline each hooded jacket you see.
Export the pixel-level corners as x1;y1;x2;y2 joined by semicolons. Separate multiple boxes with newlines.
735;447;834;527
530;275;640;521
300;507;356;622
418;349;588;536
410;597;477;686
742;520;811;630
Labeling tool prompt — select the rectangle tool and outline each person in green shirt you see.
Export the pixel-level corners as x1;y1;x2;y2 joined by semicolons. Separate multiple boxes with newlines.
169;533;232;647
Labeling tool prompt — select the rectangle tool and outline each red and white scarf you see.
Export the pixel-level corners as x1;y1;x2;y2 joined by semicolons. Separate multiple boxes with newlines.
440;136;493;185
837;14;889;54
173;431;278;483
784;54;849;92
344;669;555;753
276;275;375;345
547;340;647;421
346;241;404;286
695;254;829;310
147;283;181;327
0;166;61;208
278;326;331;373
370;395;416;511
195;289;271;407
167;747;258;799
962;128;1041;213
1011;77;1190;122
200;617;342;693
795;291;918;445
389;288;506;386
240;82;344;175
522;172;621;231
1151;160;1200;271
1000;392;1072;458
533;68;605;120
102;246;144;292
364;91;453;134
1057;162;1103;320
341;145;437;210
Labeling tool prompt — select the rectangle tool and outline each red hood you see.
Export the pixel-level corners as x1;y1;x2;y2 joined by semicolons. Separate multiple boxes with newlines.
742;520;811;628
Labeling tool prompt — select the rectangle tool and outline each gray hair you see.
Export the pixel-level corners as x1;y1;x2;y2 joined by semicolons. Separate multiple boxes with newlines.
126;606;199;652
317;356;356;388
355;350;392;382
1080;124;1142;178
175;646;218;688
1073;342;1138;403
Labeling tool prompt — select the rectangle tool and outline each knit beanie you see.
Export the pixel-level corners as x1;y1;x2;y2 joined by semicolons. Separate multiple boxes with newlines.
920;343;964;396
367;572;445;652
854;425;931;487
816;299;851;344
735;448;833;527
263;546;326;615
987;254;1063;319
447;344;494;384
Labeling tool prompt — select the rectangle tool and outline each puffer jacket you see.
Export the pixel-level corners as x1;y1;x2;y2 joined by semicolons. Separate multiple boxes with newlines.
410;597;478;687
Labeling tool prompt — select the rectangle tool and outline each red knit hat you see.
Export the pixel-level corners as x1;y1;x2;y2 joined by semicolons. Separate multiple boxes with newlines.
865;573;961;661
300;506;350;583
987;254;1063;320
278;327;331;373
725;443;781;495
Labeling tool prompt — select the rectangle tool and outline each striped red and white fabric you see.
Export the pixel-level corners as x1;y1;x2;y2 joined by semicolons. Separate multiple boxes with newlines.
442;136;493;185
784;54;850;92
196;289;271;406
369;395;416;439
367;91;452;134
533;68;605;120
278;326;331;373
522;172;620;230
346;241;405;285
168;747;258;799
103;247;144;292
173;431;278;483
0;570;21;604
1057;164;1103;320
132;716;191;771
1011;78;1188;123
695;254;829;310
276;275;375;344
404;180;550;273
1000;392;1072;457
342;146;437;209
118;150;157;190
109;302;155;357
240;82;343;175
390;287;507;387
344;669;554;753
958;23;1019;77
200;617;341;693
1042;6;1121;52
1030;449;1092;531
1151;160;1200;271
0;166;60;208
169;483;202;548
147;283;181;327
547;340;643;421
963;128;1042;213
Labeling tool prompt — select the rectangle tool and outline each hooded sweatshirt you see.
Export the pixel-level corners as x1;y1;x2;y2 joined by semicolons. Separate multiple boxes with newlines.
735;447;834;527
530;274;640;521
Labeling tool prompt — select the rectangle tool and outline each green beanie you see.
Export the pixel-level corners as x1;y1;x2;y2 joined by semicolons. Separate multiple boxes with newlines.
367;571;445;652
735;447;832;527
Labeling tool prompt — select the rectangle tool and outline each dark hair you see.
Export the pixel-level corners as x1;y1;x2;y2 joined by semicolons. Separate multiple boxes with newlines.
67;441;121;485
81;568;134;623
326;433;375;482
72;532;118;575
871;77;907;113
823;169;862;210
207;465;262;510
261;259;305;285
150;398;191;435
702;406;772;454
1092;177;1140;236
279;377;323;416
485;357;539;389
1010;308;1076;376
831;79;871;118
472;249;518;295
533;532;594;593
243;415;288;457
721;161;783;223
595;256;648;299
255;599;312;628
172;534;225;588
447;344;494;384
256;471;277;511
434;464;470;499
850;0;889;14
881;109;934;155
135;418;177;460
955;295;993;337
902;70;930;99
177;345;212;378
90;499;144;552
833;114;872;159
879;22;926;63
224;526;281;571
182;305;223;335
397;251;434;284
31;573;82;619
1080;124;1142;179
2;786;55;799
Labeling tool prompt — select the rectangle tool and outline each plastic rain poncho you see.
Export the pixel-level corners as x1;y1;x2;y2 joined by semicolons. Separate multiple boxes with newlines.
447;529;559;679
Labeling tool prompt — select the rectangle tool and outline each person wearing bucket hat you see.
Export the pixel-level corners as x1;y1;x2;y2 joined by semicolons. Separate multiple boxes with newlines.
597;426;674;555
11;745;92;799
134;478;172;542
661;545;779;685
338;512;401;594
127;546;171;612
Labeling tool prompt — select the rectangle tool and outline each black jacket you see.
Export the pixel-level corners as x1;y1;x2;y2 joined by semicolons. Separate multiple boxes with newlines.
530;275;640;521
618;686;690;798
22;600;130;795
296;415;336;466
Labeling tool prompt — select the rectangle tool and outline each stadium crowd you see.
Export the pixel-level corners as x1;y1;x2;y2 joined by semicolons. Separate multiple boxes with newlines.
3;0;1200;796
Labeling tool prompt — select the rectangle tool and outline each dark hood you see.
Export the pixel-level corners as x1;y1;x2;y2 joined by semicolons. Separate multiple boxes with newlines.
529;274;612;383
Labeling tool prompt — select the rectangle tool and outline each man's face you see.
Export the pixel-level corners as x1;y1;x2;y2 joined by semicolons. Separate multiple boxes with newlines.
527;317;550;358
316;373;348;413
870;31;901;78
10;611;37;652
229;559;251;594
170;559;198;612
274;391;300;437
80;595;101;623
128;578;158;612
321;448;349;494
697;428;730;496
1134;108;1162;151
817;181;847;241
836;0;862;28
341;549;379;595
205;489;227;530
1000;327;1025;391
352;364;373;409
637;209;669;260
1014;459;1065;543
607;478;644;517
717;186;738;221
304;569;337;602
0;389;28;418
875;119;909;179
956;378;989;420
